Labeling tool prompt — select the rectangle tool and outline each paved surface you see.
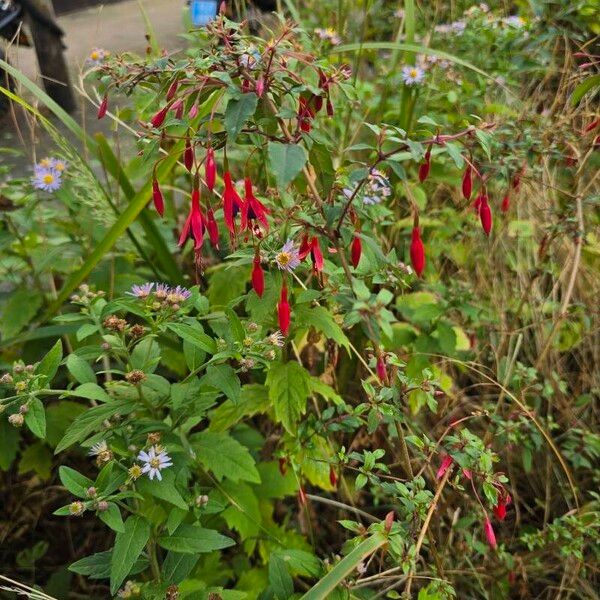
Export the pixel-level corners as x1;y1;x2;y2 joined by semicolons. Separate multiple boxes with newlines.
3;0;185;95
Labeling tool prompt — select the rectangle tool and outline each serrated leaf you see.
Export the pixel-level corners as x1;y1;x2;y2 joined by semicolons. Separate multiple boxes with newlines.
266;361;311;434
0;288;43;340
268;142;307;189
110;516;151;594
294;305;350;353
157;524;235;554
35;340;63;383
209;384;270;432
203;364;241;404
191;430;260;483
269;554;294;599
18;442;52;480
25;398;46;439
167;322;216;354
224;93;258;140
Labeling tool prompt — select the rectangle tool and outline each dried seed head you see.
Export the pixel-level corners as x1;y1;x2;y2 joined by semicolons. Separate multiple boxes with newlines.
103;315;127;332
125;370;146;385
8;413;24;427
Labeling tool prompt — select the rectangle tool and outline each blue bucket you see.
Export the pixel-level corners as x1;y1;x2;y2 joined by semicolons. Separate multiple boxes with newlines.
190;0;219;26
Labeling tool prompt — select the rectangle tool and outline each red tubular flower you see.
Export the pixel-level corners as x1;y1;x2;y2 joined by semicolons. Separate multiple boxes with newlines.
223;172;244;240
326;98;334;117
241;178;270;233
410;226;425;277
171;99;184;120
436;455;453;479
473;193;484;212
418;147;431;183
501;193;510;213
484;517;497;549
97;95;108;119
151;105;169;128
206;207;219;248
251;251;264;298
278;283;291;336
584;118;600;133
188;103;198;119
205;147;216;192
166;79;178;101
184;138;194;172
462;165;472;200
313;94;324;112
329;465;337;487
298;486;307;505
298;234;311;260
310;237;324;272
351;234;362;269
152;178;164;217
493;492;512;521
178;187;205;250
479;195;493;236
255;77;265;98
298;97;315;133
376;354;388;384
241;79;251;94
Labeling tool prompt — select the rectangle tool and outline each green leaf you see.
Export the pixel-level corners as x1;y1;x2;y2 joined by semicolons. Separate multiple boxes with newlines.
36;340;63;383
98;503;125;533
209;384;270;432
157;524;235;554
162;552;200;584
55;399;136;453
571;74;600;106
110;516;151;594
69;550;148;580
18;442;52;480
268;142;308;189
191;431;260;483
294;305;350;353
59;466;95;498
71;383;111;403
299;533;387;600
167;322;216;354
25;398;46;439
220;480;261;544
66;354;97;384
45;401;87;448
0;288;43;340
203;364;241;404
224;93;258;140
266;361;311;434
0;418;20;470
269;554;294;599
136;470;188;510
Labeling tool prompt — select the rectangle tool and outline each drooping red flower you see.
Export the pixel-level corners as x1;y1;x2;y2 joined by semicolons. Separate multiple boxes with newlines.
255;77;265;98
152;178;164;217
329;465;337;487
251;251;264;298
493;492;512;521
166;79;178;101
205;147;216;192
418;147;432;183
479;195;493;236
206;207;219;248
310;237;324;272
171;99;184;120
351;234;362;269
376;354;388;384
184;138;194;172
298;234;311;260
410;226;425;277
462;165;472;200
278;283;291;335
241;178;270;233
222;172;244;240
326;98;334;117
484;517;497;549
150;105;169;128
97;95;108;119
178;187;205;250
298;97;315;133
436;454;453;479
501;193;510;213
473;193;485;212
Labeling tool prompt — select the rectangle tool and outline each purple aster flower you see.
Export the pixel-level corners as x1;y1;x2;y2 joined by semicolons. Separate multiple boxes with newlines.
401;65;426;86
154;283;170;299
128;282;154;298
32;167;63;192
170;286;191;301
138;445;172;481
274;240;301;272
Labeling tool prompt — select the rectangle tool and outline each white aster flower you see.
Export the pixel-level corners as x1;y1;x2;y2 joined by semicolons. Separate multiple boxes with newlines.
401;65;425;86
138;445;173;481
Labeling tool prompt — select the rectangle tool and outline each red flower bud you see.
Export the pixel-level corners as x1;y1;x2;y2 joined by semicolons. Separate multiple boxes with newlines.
152;178;164;217
97;95;108;119
410;226;425;277
206;207;219;248
484;517;497;549
151;105;169;128
376;354;388;384
501;193;510;213
166;79;178;101
278;284;291;335
298;234;311;260
462;165;472;200
418;147;431;183
298;486;307;505
251;253;264;298
205;147;216;192
479;195;493;236
329;465;337;487
188;103;198;119
313;94;324;112
436;455;453;479
326;98;334;117
584;118;600;134
172;99;184;120
184;138;194;172
255;77;265;98
351;234;362;269
493;492;511;521
384;511;395;533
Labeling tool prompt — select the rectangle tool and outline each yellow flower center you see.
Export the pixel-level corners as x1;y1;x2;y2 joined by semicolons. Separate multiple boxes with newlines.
39;159;51;168
90;51;99;60
43;173;55;184
150;457;161;468
54;161;65;171
276;252;291;266
410;69;418;78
